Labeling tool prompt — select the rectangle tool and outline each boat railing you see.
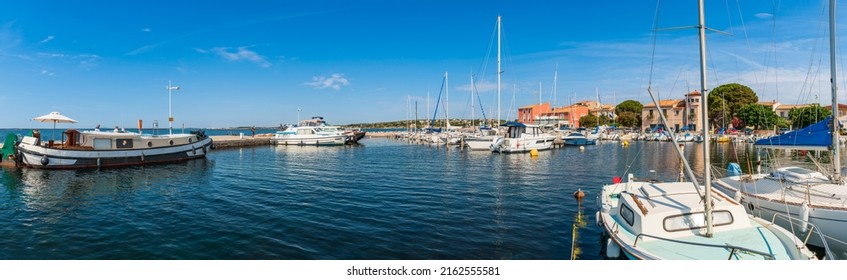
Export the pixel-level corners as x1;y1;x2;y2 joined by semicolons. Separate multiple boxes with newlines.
633;233;776;260
767;212;835;260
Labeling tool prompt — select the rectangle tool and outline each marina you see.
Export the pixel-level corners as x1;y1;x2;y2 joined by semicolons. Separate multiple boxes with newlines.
1;1;845;271
0;132;832;259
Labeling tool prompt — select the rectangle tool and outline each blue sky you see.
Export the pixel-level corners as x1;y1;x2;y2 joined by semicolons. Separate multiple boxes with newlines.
0;1;843;128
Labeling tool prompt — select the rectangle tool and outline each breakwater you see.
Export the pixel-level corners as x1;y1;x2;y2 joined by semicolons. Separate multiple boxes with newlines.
209;135;271;149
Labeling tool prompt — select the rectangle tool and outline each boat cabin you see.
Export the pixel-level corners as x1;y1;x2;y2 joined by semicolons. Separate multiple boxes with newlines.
611;181;749;239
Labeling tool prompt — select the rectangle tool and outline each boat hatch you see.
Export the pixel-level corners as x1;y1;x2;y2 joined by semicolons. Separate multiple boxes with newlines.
771;167;826;182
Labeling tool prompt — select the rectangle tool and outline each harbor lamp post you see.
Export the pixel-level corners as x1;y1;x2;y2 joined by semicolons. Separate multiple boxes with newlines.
297;107;301;126
167;80;180;135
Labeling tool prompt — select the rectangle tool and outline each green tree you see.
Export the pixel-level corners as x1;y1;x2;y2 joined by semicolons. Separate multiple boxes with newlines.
615;100;643;115
737;104;779;130
788;104;830;129
707;83;758;129
616;111;640;128
579;114;599;128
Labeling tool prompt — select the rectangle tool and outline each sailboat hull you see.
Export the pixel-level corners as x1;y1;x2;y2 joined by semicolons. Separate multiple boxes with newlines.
714;174;847;259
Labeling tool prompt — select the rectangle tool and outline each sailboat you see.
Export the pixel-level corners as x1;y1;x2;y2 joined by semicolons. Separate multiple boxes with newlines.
464;16;505;151
595;0;819;260
714;0;845;259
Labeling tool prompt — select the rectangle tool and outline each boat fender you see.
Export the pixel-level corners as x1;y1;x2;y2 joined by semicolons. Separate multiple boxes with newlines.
141;153;145;162
605;238;620;259
799;203;810;233
202;145;207;154
40;156;49;166
595;211;602;227
192;145;196;155
97;158;101;168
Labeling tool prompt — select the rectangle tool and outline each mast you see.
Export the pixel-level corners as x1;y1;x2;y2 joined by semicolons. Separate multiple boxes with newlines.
471;69;475;128
697;0;714;237
830;0;841;181
445;71;450;128
538;81;543;125
497;15;502;126
553;64;558;108
595;88;600;128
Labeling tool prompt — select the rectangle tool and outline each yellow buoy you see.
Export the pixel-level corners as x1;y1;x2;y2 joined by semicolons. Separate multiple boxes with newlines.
530;149;538;156
622;141;629;147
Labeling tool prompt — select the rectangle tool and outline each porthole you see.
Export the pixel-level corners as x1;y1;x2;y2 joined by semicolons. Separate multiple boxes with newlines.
147;141;153;147
169;140;174;145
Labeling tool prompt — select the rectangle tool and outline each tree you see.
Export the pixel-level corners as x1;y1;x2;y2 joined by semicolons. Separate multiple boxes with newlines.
579;114;598;128
616;111;640;128
737;103;780;130
788;104;830;129
708;83;758;129
615;100;643;115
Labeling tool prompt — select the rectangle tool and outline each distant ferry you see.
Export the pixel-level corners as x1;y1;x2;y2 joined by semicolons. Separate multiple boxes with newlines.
15;128;212;169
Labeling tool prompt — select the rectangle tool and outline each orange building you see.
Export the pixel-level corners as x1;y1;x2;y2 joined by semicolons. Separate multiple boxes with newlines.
517;102;551;124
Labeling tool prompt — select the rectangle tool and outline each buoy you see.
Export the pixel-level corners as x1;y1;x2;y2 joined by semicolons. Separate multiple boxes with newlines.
573;188;585;202
40;156;49;166
605;238;621;259
579;146;585;151
530;149;538;157
622;141;629;147
799;203;810;232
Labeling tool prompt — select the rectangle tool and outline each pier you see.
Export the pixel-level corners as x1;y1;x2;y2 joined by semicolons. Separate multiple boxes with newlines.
210;135;271;149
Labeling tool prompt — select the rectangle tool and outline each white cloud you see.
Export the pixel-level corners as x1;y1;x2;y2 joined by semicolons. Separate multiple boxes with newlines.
39;35;54;44
755;13;773;19
37;52;65;58
40;70;54;76
141;27;151;32
210;46;271;68
126;43;162;55
456;80;497;93
193;48;209;54
306;73;350;90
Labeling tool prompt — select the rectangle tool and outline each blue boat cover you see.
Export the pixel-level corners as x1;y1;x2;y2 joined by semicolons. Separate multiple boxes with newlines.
501;122;526;127
754;116;833;151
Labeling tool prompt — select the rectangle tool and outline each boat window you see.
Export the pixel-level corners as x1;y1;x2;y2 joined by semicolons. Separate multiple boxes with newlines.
663;210;734;232
620;205;635;226
93;138;111;150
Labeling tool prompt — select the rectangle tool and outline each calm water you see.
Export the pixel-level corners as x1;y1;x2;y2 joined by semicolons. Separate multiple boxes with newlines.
0;137;817;259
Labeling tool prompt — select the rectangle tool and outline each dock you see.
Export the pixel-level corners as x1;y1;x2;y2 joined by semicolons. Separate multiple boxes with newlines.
210;135;271;149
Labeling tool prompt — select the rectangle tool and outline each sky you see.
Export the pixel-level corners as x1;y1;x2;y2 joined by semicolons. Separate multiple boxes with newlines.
0;0;845;128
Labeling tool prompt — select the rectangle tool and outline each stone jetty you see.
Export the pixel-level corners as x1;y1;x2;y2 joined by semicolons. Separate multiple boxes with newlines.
210;134;272;149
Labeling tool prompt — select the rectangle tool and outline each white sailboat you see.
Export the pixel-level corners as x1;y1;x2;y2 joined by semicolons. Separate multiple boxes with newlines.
595;0;819;260
464;16;503;151
714;0;845;259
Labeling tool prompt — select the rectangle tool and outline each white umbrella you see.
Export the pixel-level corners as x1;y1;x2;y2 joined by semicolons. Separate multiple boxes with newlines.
32;111;78;141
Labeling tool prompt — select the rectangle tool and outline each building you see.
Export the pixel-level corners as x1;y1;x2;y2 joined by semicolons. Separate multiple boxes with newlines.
641;91;703;133
518;100;611;128
824;103;847;118
547;103;590;128
774;104;809;119
517;102;551;124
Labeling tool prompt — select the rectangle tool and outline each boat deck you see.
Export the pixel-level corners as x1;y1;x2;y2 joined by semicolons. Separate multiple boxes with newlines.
716;175;847;209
